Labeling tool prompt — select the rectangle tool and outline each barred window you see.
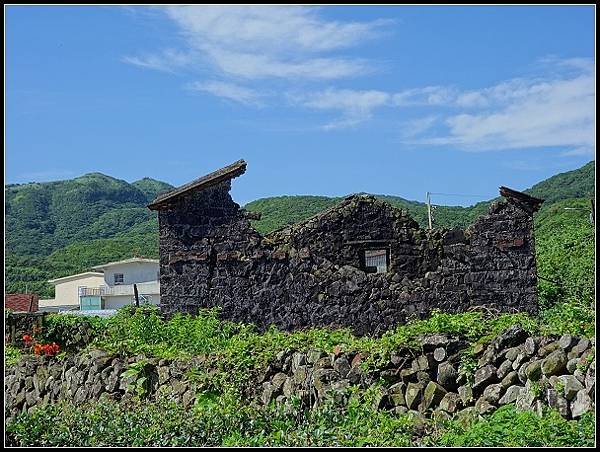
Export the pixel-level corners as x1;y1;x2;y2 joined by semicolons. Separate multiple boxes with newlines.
114;273;124;285
363;249;388;273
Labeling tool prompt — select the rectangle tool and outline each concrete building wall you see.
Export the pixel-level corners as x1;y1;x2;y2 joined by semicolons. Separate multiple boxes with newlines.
103;294;160;310
102;262;159;287
52;274;106;307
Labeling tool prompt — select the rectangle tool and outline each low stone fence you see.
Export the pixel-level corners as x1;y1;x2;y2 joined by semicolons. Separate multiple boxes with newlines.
257;326;595;421
5;312;46;347
5;326;595;423
4;351;205;421
5;312;102;352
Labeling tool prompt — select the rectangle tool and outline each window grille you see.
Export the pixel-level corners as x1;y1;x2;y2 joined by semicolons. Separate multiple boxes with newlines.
364;249;388;273
114;273;124;285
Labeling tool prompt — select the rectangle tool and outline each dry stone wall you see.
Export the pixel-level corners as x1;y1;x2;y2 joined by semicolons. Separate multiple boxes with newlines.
4;351;205;422
157;181;540;335
6;312;98;352
5;328;594;422
256;327;595;421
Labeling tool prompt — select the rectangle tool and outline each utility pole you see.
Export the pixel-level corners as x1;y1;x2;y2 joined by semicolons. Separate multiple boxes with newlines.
426;192;433;230
134;283;140;308
590;199;595;225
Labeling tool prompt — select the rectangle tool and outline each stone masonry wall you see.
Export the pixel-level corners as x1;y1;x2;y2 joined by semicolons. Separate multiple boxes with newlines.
157;180;539;335
5;328;594;422
256;327;595;421
4;351;206;422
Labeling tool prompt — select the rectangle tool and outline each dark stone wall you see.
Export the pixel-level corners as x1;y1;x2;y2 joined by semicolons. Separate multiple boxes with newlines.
157;181;539;335
6;331;595;421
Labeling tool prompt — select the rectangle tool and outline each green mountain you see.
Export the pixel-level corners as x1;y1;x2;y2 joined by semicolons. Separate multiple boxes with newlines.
525;161;595;204
246;191;489;233
132;178;175;204
5;173;173;297
5;173;173;257
4;161;595;299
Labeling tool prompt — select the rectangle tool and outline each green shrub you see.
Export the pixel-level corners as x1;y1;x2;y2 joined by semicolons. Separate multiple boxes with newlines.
433;405;595;447
87;306;539;396
39;313;108;351
6;397;594;447
5;345;22;367
538;296;595;338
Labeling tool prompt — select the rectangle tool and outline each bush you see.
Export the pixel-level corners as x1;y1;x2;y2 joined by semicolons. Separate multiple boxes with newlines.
38;313;107;352
6;397;594;447
432;405;595;447
5;345;22;367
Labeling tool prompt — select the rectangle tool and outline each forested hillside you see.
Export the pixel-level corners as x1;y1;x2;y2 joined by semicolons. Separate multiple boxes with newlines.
5;174;172;297
4;161;595;299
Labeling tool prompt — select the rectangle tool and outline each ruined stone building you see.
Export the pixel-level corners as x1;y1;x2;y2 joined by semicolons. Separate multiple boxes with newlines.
148;160;544;335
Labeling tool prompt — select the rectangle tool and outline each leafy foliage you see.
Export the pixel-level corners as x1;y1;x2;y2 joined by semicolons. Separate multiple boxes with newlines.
32;305;551;400
5;345;22;367
432;405;595;447
246;193;492;233
246;195;342;234
121;360;154;398
5;396;594;447
534;197;595;306
525;161;595;204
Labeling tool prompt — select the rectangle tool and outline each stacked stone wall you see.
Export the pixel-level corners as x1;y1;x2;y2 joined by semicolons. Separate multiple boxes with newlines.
157;182;539;335
5;328;594;422
256;327;595;421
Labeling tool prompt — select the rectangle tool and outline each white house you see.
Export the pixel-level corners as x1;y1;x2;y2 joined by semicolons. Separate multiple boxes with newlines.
40;271;106;312
40;258;160;312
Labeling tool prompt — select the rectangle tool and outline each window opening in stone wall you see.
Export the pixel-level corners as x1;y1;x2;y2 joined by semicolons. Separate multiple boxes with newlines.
363;249;389;273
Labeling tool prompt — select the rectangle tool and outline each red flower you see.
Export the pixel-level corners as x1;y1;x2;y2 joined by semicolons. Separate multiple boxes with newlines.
30;341;60;357
22;334;33;343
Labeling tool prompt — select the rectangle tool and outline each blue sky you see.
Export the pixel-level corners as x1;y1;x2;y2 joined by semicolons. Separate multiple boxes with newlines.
5;5;595;206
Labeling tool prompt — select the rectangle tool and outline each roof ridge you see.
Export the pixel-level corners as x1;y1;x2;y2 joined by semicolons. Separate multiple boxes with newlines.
148;159;246;210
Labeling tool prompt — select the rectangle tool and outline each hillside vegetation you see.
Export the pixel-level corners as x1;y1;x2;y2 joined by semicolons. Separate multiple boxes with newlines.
4;161;595;301
5;174;171;296
4;161;595;447
5;303;594;446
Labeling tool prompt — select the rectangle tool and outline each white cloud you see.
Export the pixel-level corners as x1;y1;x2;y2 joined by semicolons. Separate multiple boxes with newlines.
560;147;596;157
291;86;462;130
292;88;391;129
122;49;192;73
201;47;370;80
165;6;387;54
419;71;595;152
124;8;594;153
392;86;457;107
296;58;595;155
187;80;263;105
126;6;388;80
399;116;439;138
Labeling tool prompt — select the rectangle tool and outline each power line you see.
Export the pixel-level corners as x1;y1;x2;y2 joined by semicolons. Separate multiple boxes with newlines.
428;192;490;198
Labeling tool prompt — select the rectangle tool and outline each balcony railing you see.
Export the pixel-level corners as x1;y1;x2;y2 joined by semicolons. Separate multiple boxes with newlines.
79;281;159;297
79;287;104;297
